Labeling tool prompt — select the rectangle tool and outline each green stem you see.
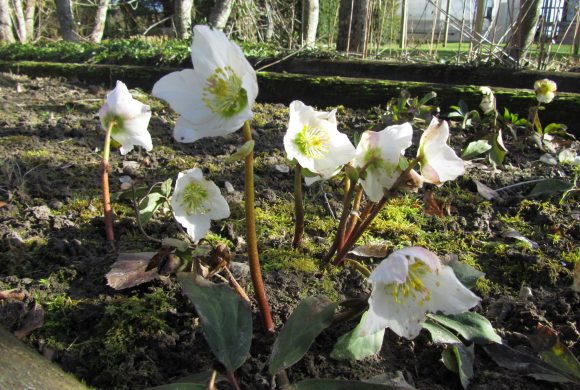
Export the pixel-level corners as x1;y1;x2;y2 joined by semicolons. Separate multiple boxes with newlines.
242;121;274;332
292;164;304;248
101;121;114;244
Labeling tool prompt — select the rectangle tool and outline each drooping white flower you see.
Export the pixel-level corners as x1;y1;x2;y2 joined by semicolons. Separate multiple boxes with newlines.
352;123;413;202
417;118;465;185
99;80;152;155
171;168;230;243
479;86;496;113
152;25;258;143
534;79;557;104
358;247;480;339
284;101;355;184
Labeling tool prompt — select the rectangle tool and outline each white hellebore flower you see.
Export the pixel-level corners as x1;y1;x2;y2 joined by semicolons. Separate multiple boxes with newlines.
417;118;465;185
284;101;355;184
353;123;413;202
359;247;480;339
171;168;230;243
152;25;258;143
99;80;152;155
479;86;496;113
534;79;557;104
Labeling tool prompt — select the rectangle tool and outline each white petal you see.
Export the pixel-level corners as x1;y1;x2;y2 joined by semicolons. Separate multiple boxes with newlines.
359;172;388;203
421;265;481;314
420;119;464;184
205;181;230;220
304;175;322;186
378;123;413;165
191;25;230;73
397;247;441;273
369;253;409;285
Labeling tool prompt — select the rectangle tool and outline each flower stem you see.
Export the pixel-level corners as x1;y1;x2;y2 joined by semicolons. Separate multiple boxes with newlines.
242;121;274;332
323;176;355;263
292;163;304;248
101;121;115;244
226;371;241;390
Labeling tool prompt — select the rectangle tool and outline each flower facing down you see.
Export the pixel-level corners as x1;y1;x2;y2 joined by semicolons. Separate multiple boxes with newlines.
99;81;152;155
284;101;355;183
479;86;496;113
417;118;464;185
359;247;480;339
171;168;230;243
534;79;557;104
353;123;413;202
152;25;258;143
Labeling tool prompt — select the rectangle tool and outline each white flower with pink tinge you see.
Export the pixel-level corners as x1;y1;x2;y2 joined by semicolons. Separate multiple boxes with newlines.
358;247;481;339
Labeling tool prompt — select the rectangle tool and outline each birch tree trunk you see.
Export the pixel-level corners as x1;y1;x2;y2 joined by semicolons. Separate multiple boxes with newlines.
509;0;542;62
11;0;27;42
90;0;109;42
336;0;369;53
209;0;234;31
24;0;34;39
55;0;79;41
0;0;15;43
174;0;193;38
301;0;319;47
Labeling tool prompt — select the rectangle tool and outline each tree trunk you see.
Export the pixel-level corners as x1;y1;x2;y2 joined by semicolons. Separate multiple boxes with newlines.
336;0;369;53
209;0;234;31
55;0;79;41
173;0;193;39
301;0;319;47
0;0;15;43
24;0;35;40
90;0;109;42
509;0;542;62
11;0;27;42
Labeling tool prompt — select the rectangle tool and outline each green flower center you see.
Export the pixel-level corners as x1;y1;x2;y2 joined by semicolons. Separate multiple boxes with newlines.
181;181;209;215
364;147;397;175
202;66;248;118
386;261;431;305
294;125;330;159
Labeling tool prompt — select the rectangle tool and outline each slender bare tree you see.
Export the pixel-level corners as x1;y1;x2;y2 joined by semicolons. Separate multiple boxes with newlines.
509;0;543;62
209;0;234;30
301;0;319;47
174;0;193;38
0;0;15;42
336;0;369;53
90;0;109;42
11;0;27;41
24;0;34;39
55;0;79;41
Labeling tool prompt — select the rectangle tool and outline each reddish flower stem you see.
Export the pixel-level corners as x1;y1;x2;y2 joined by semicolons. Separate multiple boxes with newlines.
292;164;304;248
243;121;274;332
101;121;115;243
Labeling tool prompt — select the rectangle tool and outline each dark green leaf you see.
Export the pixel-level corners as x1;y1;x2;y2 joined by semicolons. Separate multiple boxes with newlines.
139;192;164;224
529;324;580;382
528;179;573;198
428;312;501;344
462;140;491;160
423;320;462;344
289;379;414;390
269;296;337;375
418;91;437;106
543;123;569;136
177;273;252;373
445;257;485;289
484;343;578;383
489;131;507;166
160;178;173;197
331;312;385;361
442;344;475;389
458;100;469;115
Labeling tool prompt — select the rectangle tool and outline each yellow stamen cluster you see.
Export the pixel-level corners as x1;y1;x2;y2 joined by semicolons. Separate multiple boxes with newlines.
181;181;209;215
387;261;431;305
202;66;248;118
294;125;330;159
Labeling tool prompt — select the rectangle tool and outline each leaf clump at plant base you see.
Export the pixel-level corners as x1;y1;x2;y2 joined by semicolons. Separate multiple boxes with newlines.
0;73;578;389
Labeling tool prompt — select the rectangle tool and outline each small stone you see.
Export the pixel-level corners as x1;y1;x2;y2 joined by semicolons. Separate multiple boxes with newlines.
49;199;63;210
224;181;235;193
31;205;51;221
519;286;533;300
275;164;290;173
229;261;250;282
122;161;141;176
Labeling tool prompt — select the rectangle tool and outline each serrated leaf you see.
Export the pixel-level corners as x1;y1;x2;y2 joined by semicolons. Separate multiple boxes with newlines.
331;312;385;361
288;379;413;390
528;179;573;198
423;320;462;344
177;273;252;373
445;257;485;289
428;312;501;344
269;296;337;375
227;140;254;162
139;192;164;224
442;344;475;389
462;140;491;160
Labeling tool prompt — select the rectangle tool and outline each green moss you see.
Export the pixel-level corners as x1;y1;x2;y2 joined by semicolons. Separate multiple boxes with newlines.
261;248;319;273
562;248;580;265
21;149;51;162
